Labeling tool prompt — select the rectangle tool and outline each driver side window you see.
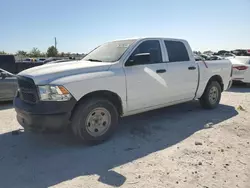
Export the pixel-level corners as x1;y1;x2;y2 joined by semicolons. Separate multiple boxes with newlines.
126;40;162;66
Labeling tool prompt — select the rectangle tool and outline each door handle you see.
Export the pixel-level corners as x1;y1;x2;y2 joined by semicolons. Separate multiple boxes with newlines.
156;69;166;73
188;66;196;70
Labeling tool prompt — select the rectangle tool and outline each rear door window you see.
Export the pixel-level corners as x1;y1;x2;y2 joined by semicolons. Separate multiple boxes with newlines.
164;41;190;62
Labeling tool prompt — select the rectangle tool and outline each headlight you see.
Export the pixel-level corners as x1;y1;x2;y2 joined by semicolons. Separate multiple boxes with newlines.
38;85;72;101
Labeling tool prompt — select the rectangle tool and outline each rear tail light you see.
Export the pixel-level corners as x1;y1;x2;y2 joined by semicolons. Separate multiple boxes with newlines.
233;65;248;70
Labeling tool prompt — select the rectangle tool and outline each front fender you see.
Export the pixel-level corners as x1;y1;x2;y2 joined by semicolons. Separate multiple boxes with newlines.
50;70;127;111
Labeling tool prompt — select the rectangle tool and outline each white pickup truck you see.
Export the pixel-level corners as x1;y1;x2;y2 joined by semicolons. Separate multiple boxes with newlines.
14;37;233;144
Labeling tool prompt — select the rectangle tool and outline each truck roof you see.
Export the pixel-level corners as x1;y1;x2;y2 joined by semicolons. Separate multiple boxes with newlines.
111;37;188;44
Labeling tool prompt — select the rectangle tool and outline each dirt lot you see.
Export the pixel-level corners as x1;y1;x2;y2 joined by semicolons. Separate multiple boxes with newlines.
0;86;249;188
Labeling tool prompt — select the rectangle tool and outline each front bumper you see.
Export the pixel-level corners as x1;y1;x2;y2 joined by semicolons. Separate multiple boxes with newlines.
14;97;77;131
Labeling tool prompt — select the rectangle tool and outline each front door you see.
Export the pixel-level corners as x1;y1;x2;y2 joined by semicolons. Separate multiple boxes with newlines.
124;39;169;112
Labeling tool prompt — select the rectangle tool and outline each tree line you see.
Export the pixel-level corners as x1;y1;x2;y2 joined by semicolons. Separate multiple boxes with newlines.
0;46;72;57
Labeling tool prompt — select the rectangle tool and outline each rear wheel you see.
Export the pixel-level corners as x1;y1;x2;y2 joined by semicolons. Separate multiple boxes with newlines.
71;98;118;144
199;81;221;109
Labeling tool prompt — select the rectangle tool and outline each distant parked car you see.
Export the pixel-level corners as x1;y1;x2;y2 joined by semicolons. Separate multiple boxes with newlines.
223;53;236;59
216;50;230;56
200;54;210;60
209;55;224;60
45;59;75;64
23;58;36;63
36;58;47;63
232;49;250;56
230;56;250;84
194;54;205;61
43;57;62;63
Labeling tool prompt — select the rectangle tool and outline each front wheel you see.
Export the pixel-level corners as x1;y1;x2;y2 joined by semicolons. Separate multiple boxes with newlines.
199;81;222;109
71;98;118;144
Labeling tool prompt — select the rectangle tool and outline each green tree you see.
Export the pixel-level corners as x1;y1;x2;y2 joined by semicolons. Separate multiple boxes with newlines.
40;52;46;57
60;52;65;57
47;46;58;57
0;51;7;55
16;50;27;56
29;48;41;57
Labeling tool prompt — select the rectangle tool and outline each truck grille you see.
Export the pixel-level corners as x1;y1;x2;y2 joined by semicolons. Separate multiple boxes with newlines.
17;76;38;104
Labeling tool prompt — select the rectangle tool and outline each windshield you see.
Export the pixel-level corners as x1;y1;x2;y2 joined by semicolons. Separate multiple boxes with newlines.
83;39;136;62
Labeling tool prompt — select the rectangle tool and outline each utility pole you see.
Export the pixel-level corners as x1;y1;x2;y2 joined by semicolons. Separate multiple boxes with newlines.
54;37;57;50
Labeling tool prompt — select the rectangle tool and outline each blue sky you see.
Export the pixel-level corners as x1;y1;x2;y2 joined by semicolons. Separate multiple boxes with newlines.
1;0;250;53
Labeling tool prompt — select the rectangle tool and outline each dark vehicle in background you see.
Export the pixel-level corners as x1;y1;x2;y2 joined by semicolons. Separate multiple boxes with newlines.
199;54;221;60
0;55;44;74
215;50;230;56
194;54;224;61
232;49;250;56
0;55;17;73
0;71;17;101
194;54;205;61
0;55;44;101
209;55;223;60
200;54;210;60
0;55;17;101
0;55;73;101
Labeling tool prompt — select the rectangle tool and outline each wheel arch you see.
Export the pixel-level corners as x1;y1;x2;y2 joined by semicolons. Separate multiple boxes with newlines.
199;75;222;109
206;75;224;91
70;90;124;120
198;75;224;99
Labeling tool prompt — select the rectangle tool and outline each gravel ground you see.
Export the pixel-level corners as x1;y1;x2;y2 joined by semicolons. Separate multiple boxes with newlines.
0;85;249;188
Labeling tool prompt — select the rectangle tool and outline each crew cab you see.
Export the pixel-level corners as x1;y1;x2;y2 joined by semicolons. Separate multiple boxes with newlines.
14;37;233;144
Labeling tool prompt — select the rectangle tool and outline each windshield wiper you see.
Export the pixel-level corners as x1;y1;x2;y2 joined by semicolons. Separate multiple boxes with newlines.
86;58;102;62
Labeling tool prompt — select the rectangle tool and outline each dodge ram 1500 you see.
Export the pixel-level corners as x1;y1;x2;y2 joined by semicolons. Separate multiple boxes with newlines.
14;37;233;144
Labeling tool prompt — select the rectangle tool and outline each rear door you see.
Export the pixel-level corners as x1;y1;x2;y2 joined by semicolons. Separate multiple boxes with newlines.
163;40;198;101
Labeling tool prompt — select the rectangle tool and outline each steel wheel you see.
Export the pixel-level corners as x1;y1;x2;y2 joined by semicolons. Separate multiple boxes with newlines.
85;107;111;137
200;81;221;109
208;86;219;104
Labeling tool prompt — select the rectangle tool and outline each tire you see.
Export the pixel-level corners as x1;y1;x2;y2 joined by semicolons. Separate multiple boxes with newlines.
71;98;118;144
199;81;222;109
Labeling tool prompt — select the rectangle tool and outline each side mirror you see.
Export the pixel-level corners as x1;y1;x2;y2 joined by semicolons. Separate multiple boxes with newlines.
126;53;151;66
126;59;136;66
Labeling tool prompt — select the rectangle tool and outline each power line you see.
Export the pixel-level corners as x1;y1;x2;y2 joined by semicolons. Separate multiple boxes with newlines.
54;37;57;50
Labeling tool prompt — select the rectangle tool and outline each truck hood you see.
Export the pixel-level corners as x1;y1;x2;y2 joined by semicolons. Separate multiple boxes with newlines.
18;60;113;85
